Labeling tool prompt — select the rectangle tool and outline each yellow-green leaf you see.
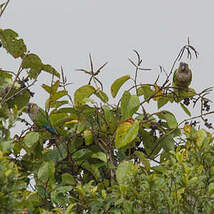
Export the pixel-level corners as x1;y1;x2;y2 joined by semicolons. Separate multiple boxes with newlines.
116;161;137;185
42;64;60;78
111;75;130;98
95;89;109;103
180;103;191;117
115;120;139;149
24;132;39;148
84;129;93;145
42;84;52;94
62;173;76;185
51;80;60;94
74;85;95;106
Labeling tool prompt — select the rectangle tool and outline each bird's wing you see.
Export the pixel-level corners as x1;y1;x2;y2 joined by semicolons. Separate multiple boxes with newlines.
38;108;57;135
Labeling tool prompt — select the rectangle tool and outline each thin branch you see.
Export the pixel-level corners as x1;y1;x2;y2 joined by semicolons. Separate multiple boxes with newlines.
0;0;10;18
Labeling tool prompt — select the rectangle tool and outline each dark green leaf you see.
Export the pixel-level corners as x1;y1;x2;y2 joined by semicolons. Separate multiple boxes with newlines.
134;151;150;171
81;161;101;180
140;129;160;156
160;134;175;152
0;29;26;58
22;53;42;69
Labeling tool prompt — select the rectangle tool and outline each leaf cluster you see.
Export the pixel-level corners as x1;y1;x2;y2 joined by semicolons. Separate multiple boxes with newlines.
0;20;214;213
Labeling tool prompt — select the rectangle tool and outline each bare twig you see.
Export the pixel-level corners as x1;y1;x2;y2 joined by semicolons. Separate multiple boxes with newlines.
0;0;10;18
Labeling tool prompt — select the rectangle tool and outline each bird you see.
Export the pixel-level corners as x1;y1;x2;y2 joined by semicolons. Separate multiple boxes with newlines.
173;62;192;91
26;103;57;135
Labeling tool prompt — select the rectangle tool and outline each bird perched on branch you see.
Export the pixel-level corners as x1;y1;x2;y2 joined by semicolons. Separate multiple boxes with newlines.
26;103;57;135
173;62;192;91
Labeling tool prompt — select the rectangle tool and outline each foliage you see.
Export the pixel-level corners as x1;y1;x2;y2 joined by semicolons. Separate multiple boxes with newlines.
1;2;214;213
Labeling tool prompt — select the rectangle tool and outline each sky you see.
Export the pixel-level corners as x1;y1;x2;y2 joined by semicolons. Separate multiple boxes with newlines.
1;0;214;129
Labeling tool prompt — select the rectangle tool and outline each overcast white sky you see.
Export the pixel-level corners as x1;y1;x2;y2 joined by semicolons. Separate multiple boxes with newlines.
1;1;214;128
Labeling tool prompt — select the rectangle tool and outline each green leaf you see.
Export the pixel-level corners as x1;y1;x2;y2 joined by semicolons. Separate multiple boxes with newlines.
137;84;154;100
42;84;52;93
134;151;150;171
116;161;137;185
121;91;140;121
56;107;77;115
208;183;214;195
196;129;207;148
103;105;119;133
51;80;60;94
91;152;107;163
74;85;95;106
65;204;76;214
84;129;94;145
156;111;178;129
42;64;60;78
94;89;109;103
140;129;160;156
81;161;101;180
22;54;43;78
22;53;42;69
0;29;27;58
0;140;14;152
52;90;68;100
51;186;73;205
62;173;76;185
157;97;169;109
43;145;67;162
38;161;55;183
47;100;68;109
72;148;92;160
180;103;191;117
160;134;175;152
24;132;39;148
111;75;130;98
115;120;139;149
7;89;31;109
